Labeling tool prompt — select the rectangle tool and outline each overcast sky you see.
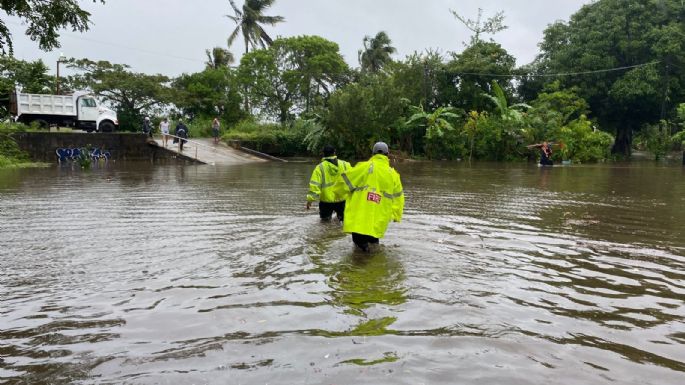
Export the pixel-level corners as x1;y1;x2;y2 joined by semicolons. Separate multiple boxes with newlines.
5;0;590;77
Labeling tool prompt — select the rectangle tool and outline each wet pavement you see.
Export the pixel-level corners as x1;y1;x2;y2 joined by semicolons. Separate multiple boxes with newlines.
152;137;265;165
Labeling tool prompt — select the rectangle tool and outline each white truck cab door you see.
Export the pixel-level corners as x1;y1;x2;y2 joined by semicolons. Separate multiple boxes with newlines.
77;97;99;122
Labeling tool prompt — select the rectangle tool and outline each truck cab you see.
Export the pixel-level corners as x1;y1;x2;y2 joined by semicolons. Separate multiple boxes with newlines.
74;92;118;132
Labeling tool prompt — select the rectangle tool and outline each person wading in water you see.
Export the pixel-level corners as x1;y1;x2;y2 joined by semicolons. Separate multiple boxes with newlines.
332;142;404;252
528;141;554;166
306;145;352;222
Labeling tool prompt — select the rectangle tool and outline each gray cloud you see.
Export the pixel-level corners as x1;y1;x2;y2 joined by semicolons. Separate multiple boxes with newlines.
5;0;589;76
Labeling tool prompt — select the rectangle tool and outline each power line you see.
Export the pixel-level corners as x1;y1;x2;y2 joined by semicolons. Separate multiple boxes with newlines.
5;20;206;64
59;33;205;64
454;61;661;78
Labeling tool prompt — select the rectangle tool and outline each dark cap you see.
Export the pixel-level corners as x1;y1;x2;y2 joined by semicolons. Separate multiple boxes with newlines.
372;142;389;155
322;145;336;157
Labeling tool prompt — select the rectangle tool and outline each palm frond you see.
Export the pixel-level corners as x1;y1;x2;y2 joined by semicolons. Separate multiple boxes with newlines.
228;0;242;17
227;26;241;46
205;49;214;68
257;26;274;46
258;15;285;25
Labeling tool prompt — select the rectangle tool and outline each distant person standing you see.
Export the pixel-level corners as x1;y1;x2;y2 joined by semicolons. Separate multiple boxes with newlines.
333;142;404;251
306;145;352;222
212;117;221;144
142;116;153;139
175;120;188;152
160;117;170;147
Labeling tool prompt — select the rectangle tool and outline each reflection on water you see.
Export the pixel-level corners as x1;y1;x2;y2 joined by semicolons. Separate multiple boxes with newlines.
0;161;684;384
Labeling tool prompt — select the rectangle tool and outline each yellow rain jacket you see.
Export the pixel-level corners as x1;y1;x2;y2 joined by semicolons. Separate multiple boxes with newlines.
333;154;404;239
307;156;352;203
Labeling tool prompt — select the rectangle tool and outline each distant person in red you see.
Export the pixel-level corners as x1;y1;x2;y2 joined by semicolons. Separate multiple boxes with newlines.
528;141;554;166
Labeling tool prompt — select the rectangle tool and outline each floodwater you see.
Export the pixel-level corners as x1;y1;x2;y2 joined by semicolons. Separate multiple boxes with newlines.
1;161;684;384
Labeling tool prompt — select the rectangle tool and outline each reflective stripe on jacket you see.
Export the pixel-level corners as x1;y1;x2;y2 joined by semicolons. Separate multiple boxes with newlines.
307;156;351;203
333;154;404;239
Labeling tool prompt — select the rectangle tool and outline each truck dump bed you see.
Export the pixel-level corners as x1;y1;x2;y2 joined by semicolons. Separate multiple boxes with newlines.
12;93;76;116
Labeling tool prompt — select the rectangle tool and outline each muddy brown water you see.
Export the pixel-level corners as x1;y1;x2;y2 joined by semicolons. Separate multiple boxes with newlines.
1;161;684;384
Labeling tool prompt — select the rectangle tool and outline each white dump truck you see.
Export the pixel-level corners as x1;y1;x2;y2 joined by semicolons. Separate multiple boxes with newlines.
10;91;118;132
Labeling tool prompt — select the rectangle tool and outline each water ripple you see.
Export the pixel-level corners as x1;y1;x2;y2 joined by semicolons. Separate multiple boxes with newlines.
0;163;684;384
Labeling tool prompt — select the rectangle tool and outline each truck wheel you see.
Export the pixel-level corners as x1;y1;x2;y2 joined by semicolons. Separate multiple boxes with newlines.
99;121;115;133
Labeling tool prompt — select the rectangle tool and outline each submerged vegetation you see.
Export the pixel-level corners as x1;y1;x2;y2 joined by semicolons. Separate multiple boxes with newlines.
1;0;683;162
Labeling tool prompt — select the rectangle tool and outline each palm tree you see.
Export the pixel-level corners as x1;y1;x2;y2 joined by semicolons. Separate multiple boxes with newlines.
227;0;285;54
358;31;396;73
205;47;235;69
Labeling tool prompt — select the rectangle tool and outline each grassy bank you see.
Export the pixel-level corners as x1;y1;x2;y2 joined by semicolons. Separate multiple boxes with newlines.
0;122;49;169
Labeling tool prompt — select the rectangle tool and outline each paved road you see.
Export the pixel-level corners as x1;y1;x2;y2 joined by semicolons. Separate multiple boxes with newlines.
153;137;265;165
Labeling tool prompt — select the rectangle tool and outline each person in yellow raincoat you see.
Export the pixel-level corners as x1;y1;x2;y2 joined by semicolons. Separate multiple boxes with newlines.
333;142;404;251
306;145;352;221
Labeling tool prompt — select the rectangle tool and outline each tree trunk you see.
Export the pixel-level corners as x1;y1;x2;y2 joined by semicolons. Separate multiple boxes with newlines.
611;123;633;157
279;104;288;124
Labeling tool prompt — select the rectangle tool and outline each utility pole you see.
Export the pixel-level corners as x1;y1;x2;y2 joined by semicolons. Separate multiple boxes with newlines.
55;53;66;95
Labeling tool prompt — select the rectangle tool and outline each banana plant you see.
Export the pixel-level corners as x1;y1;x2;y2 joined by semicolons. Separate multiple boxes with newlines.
483;80;531;122
404;104;462;139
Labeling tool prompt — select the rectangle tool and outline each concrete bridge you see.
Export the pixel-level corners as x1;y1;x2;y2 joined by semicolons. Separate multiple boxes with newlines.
11;132;280;165
150;137;267;165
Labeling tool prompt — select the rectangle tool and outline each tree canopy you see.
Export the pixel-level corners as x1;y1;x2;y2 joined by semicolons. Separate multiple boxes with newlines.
173;67;244;124
3;0;682;162
536;0;685;155
0;0;105;54
238;35;348;123
445;41;516;112
0;56;51;116
67;58;170;131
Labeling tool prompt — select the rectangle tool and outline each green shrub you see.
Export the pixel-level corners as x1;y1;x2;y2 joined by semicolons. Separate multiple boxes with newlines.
0;134;28;161
0;122;31;168
424;128;468;160
299;118;327;153
461;111;523;161
0;154;14;168
186;117;217;138
323;75;407;158
224;119;308;156
633;120;672;160
554;116;613;163
0;121;29;133
671;130;685;151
